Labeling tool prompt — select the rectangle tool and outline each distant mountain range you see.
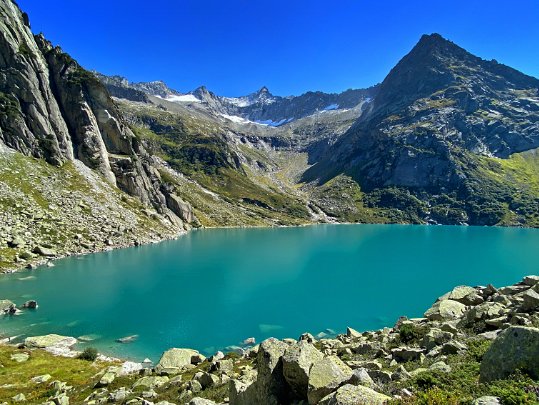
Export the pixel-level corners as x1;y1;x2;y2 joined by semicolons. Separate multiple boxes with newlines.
95;72;378;126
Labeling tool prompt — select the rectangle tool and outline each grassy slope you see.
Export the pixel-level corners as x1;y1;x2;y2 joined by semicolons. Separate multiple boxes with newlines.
0;151;176;272
122;101;313;227
470;149;539;227
0;345;112;403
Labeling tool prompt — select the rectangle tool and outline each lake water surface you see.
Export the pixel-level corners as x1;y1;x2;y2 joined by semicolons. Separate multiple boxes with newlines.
1;224;538;361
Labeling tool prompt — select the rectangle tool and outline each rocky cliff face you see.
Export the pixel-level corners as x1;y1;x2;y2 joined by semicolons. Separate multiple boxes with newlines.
0;0;72;166
0;0;195;229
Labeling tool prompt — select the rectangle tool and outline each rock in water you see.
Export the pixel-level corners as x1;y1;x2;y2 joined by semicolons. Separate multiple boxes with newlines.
22;300;38;309
0;300;16;315
480;326;539;382
116;335;138;344
318;384;391;405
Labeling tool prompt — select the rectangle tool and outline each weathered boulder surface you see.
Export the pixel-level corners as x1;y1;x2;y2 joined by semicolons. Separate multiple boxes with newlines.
282;340;324;397
424;299;466;321
480;326;539;382
229;338;291;405
132;376;169;389
0;299;16;314
24;334;76;348
318;384;391;405
472;396;501;405
308;355;353;404
156;348;204;374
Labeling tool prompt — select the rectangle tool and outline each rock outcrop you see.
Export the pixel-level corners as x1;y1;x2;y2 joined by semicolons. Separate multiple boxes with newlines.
480;326;539;382
0;0;196;232
156;348;205;374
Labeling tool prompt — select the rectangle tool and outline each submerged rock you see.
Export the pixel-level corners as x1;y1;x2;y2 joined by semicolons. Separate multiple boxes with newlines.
116;334;139;344
0;299;17;315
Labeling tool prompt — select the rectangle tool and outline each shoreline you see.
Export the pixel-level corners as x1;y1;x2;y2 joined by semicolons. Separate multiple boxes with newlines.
1;275;539;404
4;219;533;276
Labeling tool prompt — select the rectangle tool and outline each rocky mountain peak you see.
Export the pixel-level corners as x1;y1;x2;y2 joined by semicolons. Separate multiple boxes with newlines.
368;32;539;119
191;85;222;106
130;80;180;98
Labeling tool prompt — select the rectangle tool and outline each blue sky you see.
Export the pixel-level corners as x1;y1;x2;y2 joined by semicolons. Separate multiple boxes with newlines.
18;0;539;97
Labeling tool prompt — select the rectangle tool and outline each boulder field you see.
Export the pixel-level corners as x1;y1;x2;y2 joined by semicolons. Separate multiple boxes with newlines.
2;276;539;404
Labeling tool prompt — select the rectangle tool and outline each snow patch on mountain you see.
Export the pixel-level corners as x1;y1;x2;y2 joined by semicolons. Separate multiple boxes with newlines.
255;118;293;127
323;104;339;111
157;94;201;103
223;97;252;107
221;114;253;124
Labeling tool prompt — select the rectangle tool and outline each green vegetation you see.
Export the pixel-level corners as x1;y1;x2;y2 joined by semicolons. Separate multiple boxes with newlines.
309;175;393;223
0;345;110;403
17;42;33;58
0;91;21;119
66;67;101;88
389;338;539;404
78;347;98;361
0;151;175;272
125;103;312;226
398;323;428;345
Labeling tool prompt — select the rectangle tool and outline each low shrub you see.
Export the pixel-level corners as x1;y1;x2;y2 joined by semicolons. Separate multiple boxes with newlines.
78;347;98;361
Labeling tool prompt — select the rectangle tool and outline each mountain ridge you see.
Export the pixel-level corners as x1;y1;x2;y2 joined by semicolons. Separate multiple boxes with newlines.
95;71;378;126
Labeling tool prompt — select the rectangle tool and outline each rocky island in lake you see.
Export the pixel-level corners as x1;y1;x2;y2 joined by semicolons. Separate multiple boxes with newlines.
2;0;539;403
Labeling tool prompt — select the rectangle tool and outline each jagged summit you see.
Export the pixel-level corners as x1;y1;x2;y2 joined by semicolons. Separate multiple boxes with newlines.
257;86;270;94
370;32;539;118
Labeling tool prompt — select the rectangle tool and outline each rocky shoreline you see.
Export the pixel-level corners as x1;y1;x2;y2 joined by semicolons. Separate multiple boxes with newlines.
2;276;539;404
0;230;184;275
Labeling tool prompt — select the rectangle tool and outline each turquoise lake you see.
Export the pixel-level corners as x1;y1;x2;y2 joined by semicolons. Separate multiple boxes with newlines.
1;224;538;361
